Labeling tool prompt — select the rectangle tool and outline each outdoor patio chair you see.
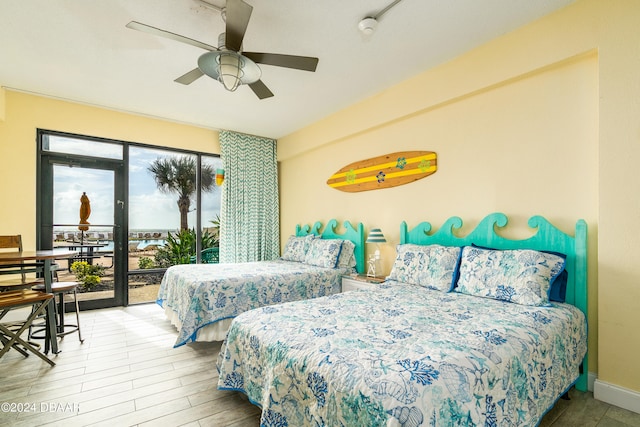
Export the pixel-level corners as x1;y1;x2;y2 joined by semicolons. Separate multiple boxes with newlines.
141;244;158;255
189;247;220;264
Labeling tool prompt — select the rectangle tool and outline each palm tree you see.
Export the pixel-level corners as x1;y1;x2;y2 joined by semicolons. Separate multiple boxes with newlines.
148;156;216;230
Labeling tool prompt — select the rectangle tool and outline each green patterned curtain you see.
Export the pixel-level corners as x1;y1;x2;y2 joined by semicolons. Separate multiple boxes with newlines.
219;130;280;262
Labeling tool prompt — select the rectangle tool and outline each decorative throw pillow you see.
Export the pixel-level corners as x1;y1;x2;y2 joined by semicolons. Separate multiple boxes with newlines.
455;246;565;306
304;238;343;268
337;240;357;269
281;235;315;262
470;243;569;302
387;244;462;291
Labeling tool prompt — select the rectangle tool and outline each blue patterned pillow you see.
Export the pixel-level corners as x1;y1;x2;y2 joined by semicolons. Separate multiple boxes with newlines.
304;238;343;268
455;246;565;306
387;244;462;291
281;235;315;262
336;240;356;269
471;243;569;302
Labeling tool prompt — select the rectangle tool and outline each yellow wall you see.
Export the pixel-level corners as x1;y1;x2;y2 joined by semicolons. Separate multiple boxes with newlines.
0;87;6;121
0;90;220;249
282;52;599;255
279;0;640;401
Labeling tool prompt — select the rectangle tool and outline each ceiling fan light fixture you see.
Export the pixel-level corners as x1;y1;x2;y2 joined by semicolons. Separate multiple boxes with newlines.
128;0;318;99
198;50;262;92
218;52;243;91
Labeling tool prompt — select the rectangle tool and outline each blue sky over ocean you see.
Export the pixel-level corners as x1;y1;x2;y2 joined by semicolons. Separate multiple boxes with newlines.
52;141;222;232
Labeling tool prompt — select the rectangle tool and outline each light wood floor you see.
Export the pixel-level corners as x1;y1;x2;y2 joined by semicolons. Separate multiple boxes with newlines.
1;304;639;427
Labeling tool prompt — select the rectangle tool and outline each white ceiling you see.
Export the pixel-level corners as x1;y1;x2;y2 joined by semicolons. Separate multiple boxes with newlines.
0;0;575;139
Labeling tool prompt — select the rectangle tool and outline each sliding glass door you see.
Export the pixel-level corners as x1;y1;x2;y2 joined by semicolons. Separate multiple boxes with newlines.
37;129;222;309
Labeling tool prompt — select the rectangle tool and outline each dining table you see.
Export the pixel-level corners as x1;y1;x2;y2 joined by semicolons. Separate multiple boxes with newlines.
0;248;77;354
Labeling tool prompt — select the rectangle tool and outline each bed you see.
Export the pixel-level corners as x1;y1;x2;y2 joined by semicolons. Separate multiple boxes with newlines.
216;213;588;426
157;219;365;346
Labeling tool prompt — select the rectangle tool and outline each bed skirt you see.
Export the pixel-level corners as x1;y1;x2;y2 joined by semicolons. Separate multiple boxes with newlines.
163;304;232;342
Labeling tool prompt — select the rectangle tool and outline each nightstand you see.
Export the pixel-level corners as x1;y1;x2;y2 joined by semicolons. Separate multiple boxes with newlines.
341;274;385;292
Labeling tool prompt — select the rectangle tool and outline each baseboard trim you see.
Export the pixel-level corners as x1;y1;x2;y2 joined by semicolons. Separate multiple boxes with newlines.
588;372;596;392
594;379;640;414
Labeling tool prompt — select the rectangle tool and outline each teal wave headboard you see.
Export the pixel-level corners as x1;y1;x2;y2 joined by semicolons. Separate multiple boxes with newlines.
296;219;365;274
400;212;588;391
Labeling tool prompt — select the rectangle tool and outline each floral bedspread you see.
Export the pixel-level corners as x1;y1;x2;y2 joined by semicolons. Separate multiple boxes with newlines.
217;281;587;427
157;260;349;347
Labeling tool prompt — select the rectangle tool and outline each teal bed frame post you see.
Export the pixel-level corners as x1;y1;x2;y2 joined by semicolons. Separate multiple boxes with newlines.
400;212;589;392
573;219;588;392
296;219;366;275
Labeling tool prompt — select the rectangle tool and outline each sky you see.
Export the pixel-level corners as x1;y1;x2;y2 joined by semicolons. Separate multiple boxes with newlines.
51;137;222;232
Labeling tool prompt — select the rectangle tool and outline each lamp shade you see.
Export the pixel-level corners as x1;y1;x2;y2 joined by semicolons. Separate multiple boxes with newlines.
215;169;225;186
366;228;386;243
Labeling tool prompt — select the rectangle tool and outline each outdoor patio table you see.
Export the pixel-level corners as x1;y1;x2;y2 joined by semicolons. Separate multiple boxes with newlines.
55;243;107;270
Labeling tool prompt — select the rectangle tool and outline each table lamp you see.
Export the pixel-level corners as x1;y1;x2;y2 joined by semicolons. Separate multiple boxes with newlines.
366;228;386;278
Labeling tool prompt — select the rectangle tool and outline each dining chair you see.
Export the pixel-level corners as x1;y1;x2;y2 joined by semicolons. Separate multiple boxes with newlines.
0;235;44;291
0;235;69;356
0;289;56;366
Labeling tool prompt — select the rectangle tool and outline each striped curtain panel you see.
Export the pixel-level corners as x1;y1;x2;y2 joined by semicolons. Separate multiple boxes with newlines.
219;130;280;262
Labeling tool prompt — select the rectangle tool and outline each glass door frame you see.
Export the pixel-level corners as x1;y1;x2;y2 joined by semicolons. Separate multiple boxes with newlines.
37;138;128;309
36;129;222;308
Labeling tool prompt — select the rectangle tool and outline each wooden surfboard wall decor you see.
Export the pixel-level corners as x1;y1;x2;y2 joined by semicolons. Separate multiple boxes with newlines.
327;151;437;193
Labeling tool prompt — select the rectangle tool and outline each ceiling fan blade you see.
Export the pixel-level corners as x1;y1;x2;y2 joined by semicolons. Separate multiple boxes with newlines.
225;0;252;52
175;68;205;85
248;80;274;99
243;52;319;72
126;21;218;52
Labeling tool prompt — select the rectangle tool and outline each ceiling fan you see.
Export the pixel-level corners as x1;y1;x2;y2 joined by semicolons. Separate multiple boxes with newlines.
126;0;319;99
